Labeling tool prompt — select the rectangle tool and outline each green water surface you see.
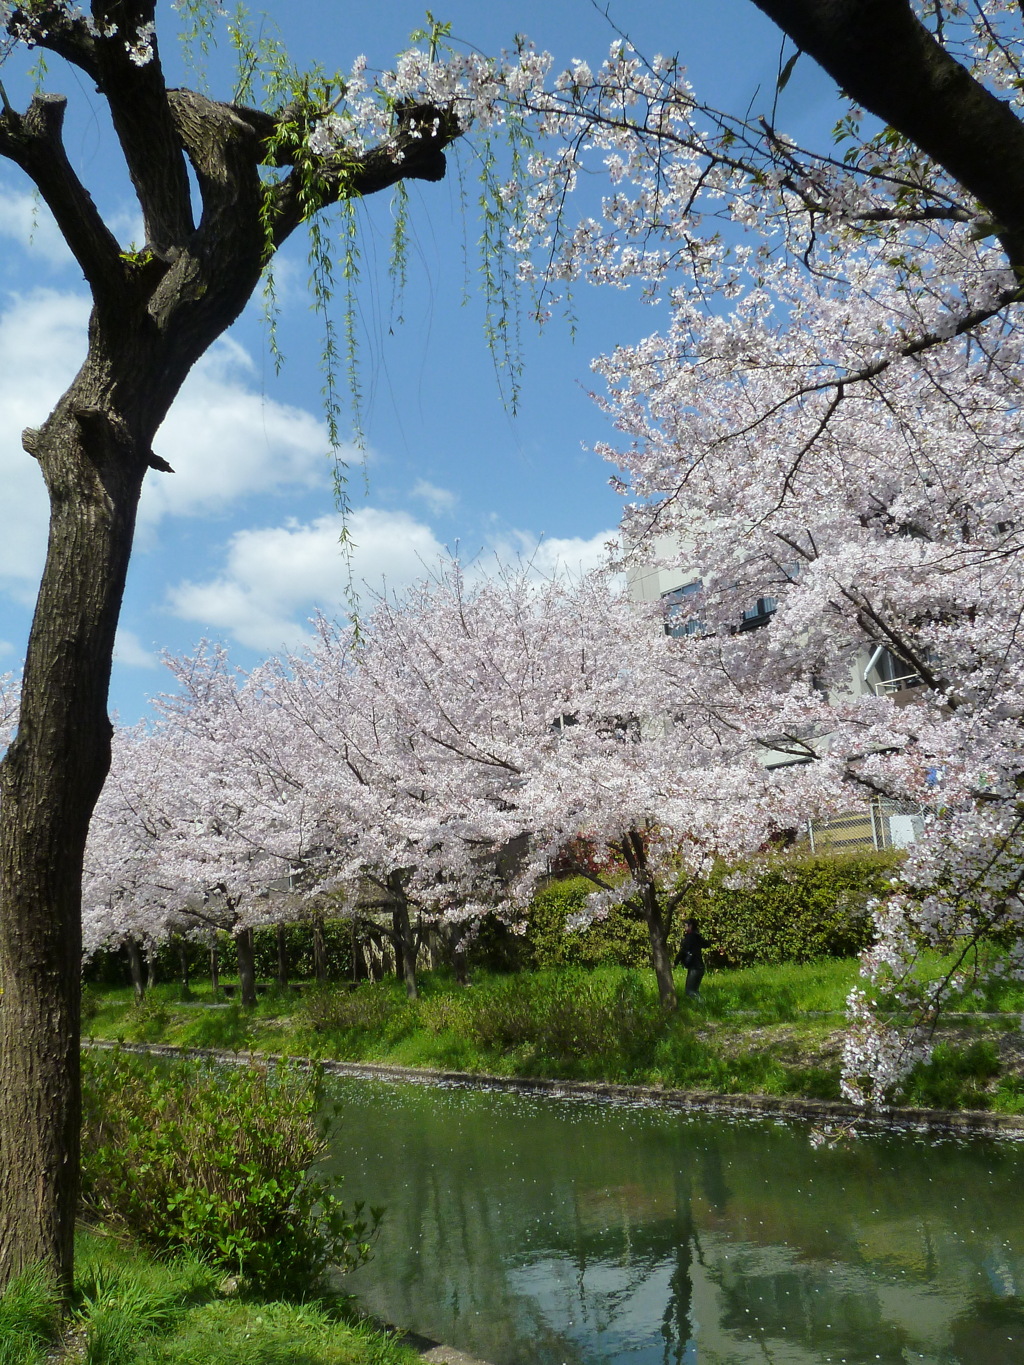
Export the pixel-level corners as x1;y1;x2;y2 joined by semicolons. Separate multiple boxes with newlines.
324;1078;1024;1365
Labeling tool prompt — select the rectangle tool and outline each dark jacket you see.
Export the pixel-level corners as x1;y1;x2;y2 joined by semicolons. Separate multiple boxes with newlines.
676;929;708;969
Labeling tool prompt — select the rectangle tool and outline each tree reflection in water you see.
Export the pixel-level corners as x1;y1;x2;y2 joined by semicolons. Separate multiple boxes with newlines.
322;1080;1024;1365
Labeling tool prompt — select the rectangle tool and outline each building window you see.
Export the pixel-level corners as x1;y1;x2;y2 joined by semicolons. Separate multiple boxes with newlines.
738;596;778;632
662;580;703;637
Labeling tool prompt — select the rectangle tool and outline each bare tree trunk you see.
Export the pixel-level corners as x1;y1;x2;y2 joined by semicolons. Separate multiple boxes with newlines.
312;913;328;983
209;935;220;997
125;937;147;1004
641;889;677;1011
275;922;288;989
391;896;419;1000
0;400;145;1293
623;830;677;1011
235;927;257;1009
453;940;470;987
177;936;190;993
145;949;157;992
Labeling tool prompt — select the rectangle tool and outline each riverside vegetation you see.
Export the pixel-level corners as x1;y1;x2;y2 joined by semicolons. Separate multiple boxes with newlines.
81;857;1024;1116
0;1052;420;1365
83;957;1024;1116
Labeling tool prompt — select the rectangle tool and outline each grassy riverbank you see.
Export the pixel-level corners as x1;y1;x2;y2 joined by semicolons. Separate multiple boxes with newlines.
0;1230;420;1365
83;960;1024;1114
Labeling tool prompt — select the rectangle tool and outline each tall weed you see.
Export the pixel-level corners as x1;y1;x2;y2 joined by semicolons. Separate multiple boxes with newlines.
464;970;664;1073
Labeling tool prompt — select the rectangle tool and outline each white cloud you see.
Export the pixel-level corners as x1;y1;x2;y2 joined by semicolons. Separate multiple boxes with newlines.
0;290;90;599
410;479;457;516
138;337;339;528
0;183;144;267
166;507;449;651
113;629;159;670
483;528;620;582
0;190;76;268
0;288;351;612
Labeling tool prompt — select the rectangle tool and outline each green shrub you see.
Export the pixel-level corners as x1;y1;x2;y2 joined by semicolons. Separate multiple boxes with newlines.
520;856;896;974
80;1051;381;1296
525;878;651;969
130;994;171;1042
683;852;901;966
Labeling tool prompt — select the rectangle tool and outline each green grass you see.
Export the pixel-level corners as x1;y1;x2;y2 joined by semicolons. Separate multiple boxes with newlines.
81;957;1024;1113
0;1233;420;1365
0;1262;59;1365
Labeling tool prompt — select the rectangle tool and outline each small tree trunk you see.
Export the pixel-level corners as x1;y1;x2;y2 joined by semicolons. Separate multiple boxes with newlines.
125;937;147;1004
623;829;677;1011
312;913;328;983
391;898;419;1000
209;936;220;996
453;943;470;987
351;917;358;984
642;890;677;1011
276;922;288;988
177;937;190;992
145;949;157;991
235;927;257;1008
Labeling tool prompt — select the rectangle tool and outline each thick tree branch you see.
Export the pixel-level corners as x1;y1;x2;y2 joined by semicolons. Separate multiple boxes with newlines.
0;93;127;303
750;0;1024;270
264;103;461;250
8;2;194;252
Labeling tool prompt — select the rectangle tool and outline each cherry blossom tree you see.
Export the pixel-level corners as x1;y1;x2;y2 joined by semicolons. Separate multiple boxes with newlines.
264;563;831;1009
496;1;1024;1096
259;600;526;1001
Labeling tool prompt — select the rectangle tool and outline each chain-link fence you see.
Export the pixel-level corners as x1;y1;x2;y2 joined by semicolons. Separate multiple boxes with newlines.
804;797;925;854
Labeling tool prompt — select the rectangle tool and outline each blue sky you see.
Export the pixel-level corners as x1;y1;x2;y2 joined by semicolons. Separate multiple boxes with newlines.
0;0;838;720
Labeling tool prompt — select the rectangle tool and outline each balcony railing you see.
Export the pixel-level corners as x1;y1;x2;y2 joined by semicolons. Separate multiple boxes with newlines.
873;671;922;697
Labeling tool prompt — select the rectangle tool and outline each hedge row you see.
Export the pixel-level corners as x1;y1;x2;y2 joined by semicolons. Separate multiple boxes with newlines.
521;851;901;969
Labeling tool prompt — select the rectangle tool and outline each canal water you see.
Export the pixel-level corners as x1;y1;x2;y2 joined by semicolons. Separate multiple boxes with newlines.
323;1078;1024;1365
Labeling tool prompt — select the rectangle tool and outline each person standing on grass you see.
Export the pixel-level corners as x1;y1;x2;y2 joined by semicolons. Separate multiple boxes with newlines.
676;918;710;1001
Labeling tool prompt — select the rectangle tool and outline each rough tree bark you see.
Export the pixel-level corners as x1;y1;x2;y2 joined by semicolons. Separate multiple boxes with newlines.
750;0;1024;271
312;913;329;984
208;934;220;997
0;0;458;1294
276;923;289;989
176;935;190;993
390;886;421;1001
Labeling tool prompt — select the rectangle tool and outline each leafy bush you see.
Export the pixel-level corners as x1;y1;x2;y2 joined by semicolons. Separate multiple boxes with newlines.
81;1051;381;1296
521;857;896;974
525;878;651;969
683;852;901;966
129;994;171;1042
